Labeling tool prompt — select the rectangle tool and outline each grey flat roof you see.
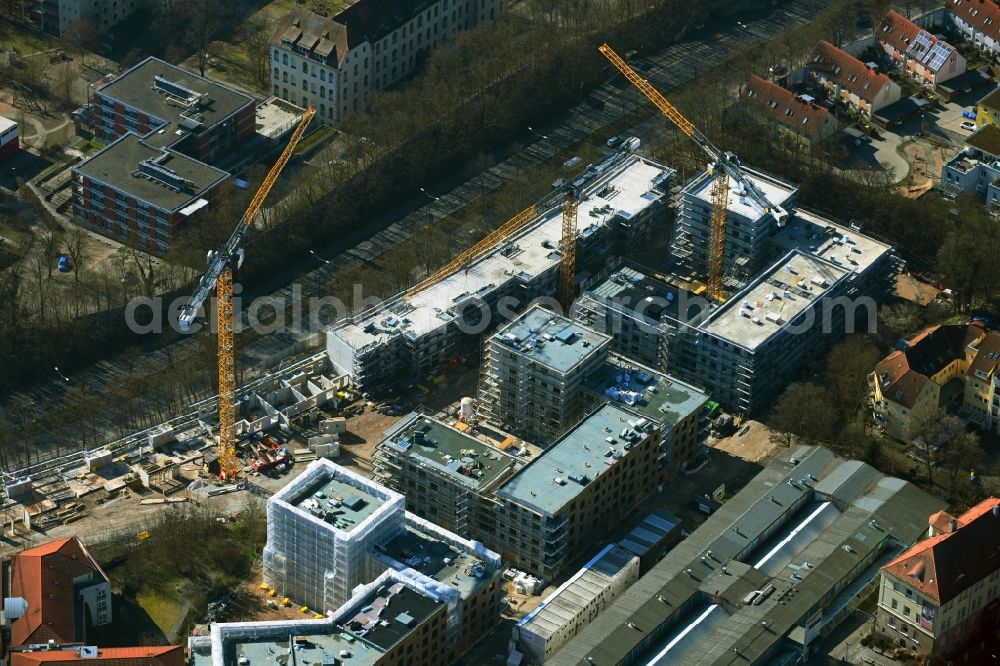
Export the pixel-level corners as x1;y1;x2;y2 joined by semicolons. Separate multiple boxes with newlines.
97;57;253;142
74;133;228;212
380;413;520;489
210;624;384;666
583;264;706;325
685;166;797;222
380;523;496;598
289;475;387;530
339;582;443;652
493;305;611;375
548;447;946;666
496;403;655;516
583;356;709;427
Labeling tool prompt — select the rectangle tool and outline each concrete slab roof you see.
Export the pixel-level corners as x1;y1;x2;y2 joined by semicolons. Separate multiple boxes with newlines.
771;208;893;276
379;521;496;598
583;355;709;427
496;403;655;516
73;133;229;212
330;155;673;354
337;581;443;652
493;305;611;375
684;166;797;222
699;249;848;350
583;264;706;325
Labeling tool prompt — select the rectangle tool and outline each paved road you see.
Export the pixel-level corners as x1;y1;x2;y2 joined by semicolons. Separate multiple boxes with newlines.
0;0;874;468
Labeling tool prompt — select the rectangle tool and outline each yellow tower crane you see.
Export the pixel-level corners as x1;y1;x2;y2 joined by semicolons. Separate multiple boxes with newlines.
558;192;578;308
597;43;788;301
179;107;316;480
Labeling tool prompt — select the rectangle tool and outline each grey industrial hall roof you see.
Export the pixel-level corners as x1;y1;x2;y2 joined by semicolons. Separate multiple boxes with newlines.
547;446;946;666
73;134;229;212
493;305;611;375
495;403;655;516
97;57;253;143
583;356;709;428
379;413;520;489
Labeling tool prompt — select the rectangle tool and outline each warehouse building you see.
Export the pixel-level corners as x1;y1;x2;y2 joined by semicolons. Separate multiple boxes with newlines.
547;446;945;666
478;305;612;446
511;544;640;664
373;411;525;536
326;152;675;391
489;403;661;581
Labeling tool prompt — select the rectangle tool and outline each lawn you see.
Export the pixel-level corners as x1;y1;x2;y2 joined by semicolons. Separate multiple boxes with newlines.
137;585;187;637
0;21;57;56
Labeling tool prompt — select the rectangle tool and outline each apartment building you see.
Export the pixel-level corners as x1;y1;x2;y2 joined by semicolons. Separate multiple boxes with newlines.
263;459;407;612
20;0;145;36
72;57;257;252
875;498;1000;657
671;164;798;290
975;88;1000;128
478;305;611;446
950;0;1000;59
868;322;989;441
877;10;966;88
326;152;674;391
964;331;1000;434
548;447;945;666
72;134;230;254
671;164;899;417
3;537;112;646
939;124;1000;206
85;58;256;162
740;75;840;144
270;0;502;126
189;569;452;666
489;403;661;581
574;261;707;371
808;40;902;118
581;354;709;479
373;411;525;537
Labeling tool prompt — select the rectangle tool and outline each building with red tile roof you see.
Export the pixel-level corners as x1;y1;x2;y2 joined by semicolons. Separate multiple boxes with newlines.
868;323;987;441
877;10;965;87
9;645;183;666
875;498;1000;656
808;40;902;118
949;0;1000;57
4;537;112;647
740;75;839;143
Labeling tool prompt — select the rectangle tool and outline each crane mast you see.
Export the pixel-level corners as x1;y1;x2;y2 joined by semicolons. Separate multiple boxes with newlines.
179;107;316;480
559;192;579;308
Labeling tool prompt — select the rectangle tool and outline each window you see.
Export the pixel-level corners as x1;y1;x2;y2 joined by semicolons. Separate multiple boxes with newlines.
273;67;279;80
282;53;288;65
320;70;325;82
273;49;279;61
302;61;308;73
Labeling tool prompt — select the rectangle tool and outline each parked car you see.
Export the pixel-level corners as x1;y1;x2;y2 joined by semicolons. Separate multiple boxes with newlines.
961;121;977;132
606;135;624;149
57;255;69;272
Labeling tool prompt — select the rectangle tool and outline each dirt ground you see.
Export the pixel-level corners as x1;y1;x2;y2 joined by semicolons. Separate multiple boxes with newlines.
894;272;942;306
898;139;957;198
710;420;780;463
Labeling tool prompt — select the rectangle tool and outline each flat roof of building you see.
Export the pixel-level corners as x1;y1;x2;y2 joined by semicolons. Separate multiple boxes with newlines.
496;403;655;516
771;208;893;276
273;459;403;536
73;133;229;212
492;305;611;375
583;356;709;427
684;166;797;222
254;96;304;139
582;263;706;325
380;413;521;489
548;447;946;666
97;57;254;145
194;622;385;666
699;249;848;350
379;522;497;598
337;581;443;652
330;155;673;355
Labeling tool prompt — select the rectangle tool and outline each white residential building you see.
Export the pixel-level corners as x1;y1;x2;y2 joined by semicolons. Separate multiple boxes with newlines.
270;0;503;126
950;0;1000;58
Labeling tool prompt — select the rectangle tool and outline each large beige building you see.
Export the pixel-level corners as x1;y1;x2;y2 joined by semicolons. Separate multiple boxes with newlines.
270;0;502;126
875;498;1000;658
869;323;1000;441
